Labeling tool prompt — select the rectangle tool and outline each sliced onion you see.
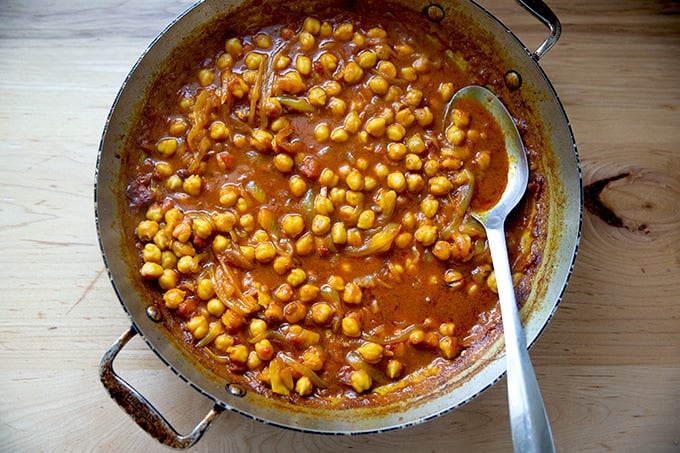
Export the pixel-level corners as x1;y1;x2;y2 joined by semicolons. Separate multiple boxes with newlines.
278;353;328;388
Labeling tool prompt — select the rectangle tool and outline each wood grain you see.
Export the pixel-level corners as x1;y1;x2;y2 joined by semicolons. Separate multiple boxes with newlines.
1;0;679;451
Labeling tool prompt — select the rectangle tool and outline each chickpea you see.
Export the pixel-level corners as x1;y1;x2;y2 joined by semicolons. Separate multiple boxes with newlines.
345;168;364;191
374;43;391;60
333;22;354;41
177;255;200;274
352;32;365;47
163;288;185;309
156;138;177;158
357;342;384;364
197;278;215;300
295;55;312;75
311;215;331;235
423;159;440;177
313;123;331;143
356;209;375;229
421;196;439;218
192;217;213;239
288;175;308;198
318;168;339;187
247;351;262;370
273;153;294;173
404;153;423;171
357;50;377;68
365;117;386;137
284;301;307;323
255;339;274;361
440;336;460;359
140;262;163;280
386;359;404;379
343;61;364;84
452;109;471;128
341;316;362;337
255;241;277;263
330;127;349;143
307;86;327;107
137;220;159;242
281;213;305;237
446;125;466;146
295;232;315;256
415;107;434;126
342;282;362;304
406;173;425;192
474;150;491;170
153;230;172;251
207;298;226;317
432;240;452;260
328;97;347;116
377;61;397;79
287;268;307;287
216;52;233;70
245;52;265;70
324;80;342;96
172;222;191;242
239;213;255;232
320;21;333;38
274;54;291;70
313;193;334;215
187;315;209;339
214;334;234;352
444;269;465;289
387;171;406;192
318;52;338;72
273;255;294;275
395;108;416;127
414;224;438;246
264;303;284;324
168;119;187;137
311;302;335;325
276;70;306;94
429;176;454;195
439;82;455;102
227;345;249;365
344;111;362;134
303;16;321;35
225;37;242;57
450;233;472;260
387;142;407;161
350;369;372;393
198;68;215;87
209;121;229;140
406;134;426;154
274;283;294;302
331;222;347;244
329;187;346;205
158;268;178;290
369;76;389;97
400;66;417;82
386;123;405;141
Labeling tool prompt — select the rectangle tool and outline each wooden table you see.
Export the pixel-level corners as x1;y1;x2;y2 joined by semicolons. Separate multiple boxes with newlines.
2;0;678;451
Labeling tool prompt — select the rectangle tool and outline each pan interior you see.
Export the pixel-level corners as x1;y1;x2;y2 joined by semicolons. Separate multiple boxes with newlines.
96;0;580;433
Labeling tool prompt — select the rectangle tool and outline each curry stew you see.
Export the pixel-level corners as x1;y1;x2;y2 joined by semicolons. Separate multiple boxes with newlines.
123;3;545;408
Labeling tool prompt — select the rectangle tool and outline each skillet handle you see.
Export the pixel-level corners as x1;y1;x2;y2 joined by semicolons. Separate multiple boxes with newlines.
514;0;562;60
99;326;224;449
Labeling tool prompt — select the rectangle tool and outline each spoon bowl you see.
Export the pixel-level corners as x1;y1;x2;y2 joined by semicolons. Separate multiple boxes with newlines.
446;86;555;453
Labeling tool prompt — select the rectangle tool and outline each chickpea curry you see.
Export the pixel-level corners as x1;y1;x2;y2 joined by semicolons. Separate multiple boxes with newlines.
123;2;544;408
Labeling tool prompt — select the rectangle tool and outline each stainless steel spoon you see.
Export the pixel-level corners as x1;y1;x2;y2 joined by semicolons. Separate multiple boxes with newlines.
447;85;556;453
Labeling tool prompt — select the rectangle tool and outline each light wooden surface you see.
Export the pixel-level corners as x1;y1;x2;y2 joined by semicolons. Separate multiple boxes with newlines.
1;0;679;451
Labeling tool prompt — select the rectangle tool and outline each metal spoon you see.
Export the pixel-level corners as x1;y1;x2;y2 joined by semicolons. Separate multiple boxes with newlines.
447;86;556;453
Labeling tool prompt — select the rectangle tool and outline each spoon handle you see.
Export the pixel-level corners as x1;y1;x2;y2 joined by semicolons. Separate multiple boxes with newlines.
485;223;556;453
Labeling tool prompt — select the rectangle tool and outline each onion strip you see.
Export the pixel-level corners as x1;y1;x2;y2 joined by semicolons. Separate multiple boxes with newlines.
278;353;328;388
